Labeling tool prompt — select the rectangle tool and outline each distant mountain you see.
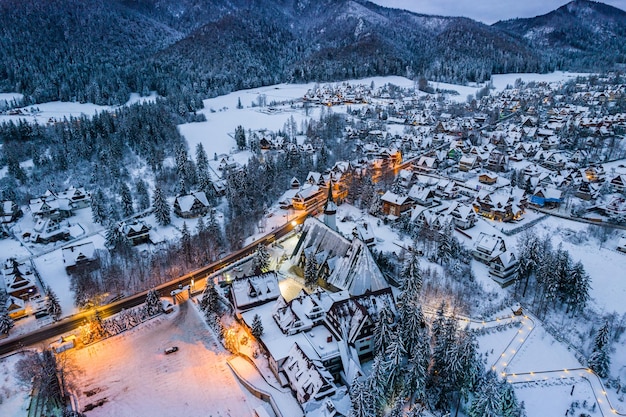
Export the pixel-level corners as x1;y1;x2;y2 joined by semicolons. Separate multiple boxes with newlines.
494;0;626;70
0;0;623;106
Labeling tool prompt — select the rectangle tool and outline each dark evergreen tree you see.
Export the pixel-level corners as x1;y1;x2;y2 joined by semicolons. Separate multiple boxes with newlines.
195;143;209;175
252;244;270;274
235;125;246;150
304;254;319;288
200;278;220;317
180;222;192;265
373;306;395;355
120;182;134;218
45;286;62;321
135;179;150;212
382;334;407;400
349;377;375;417
152;185;171;226
251;314;264;338
500;379;521;417
0;310;13;335
468;371;503;417
91;188;107;224
145;289;161;316
589;320;611;378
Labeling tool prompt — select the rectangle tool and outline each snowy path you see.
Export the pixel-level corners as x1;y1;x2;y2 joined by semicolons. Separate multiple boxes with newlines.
227;355;303;417
485;310;626;416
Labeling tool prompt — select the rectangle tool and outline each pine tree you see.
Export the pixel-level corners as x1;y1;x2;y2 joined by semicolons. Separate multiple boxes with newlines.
366;353;387;414
400;251;422;304
152;185;171;226
180;222;192;265
135;179;150;212
373;306;395;355
349;377;374;417
252;244;270;274
91;188;107;224
383;334;407;399
200;278;220;316
405;334;430;404
119;182;134;218
235;125;246;150
468;371;503;417
437;222;454;265
304;254;318;288
500;379;521;417
0;310;13;335
251;314;263;338
145;289;161;316
567;261;591;315
589;320;611;378
45;286;62;321
196;143;209;174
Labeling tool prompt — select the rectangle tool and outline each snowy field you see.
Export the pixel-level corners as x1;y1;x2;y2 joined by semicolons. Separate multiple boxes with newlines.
68;300;265;417
0;91;158;125
0;352;31;417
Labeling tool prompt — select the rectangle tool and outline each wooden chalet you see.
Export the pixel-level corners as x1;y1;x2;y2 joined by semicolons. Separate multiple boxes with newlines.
119;220;151;245
173;191;210;218
62;241;99;273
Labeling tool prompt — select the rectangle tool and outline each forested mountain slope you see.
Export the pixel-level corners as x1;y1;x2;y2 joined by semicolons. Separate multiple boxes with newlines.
494;0;626;70
0;0;623;105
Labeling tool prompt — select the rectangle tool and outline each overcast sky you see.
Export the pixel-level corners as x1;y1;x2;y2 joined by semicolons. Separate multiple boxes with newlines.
370;0;626;24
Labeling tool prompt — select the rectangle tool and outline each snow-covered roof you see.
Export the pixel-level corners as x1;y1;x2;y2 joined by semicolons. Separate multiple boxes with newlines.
62;241;97;267
231;272;280;311
284;343;337;404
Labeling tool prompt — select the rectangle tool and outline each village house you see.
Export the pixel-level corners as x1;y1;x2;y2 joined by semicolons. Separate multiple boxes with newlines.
485;149;507;172
458;155;478;172
30;217;70;244
0;200;22;223
173;191;210;218
609;173;626;194
292;184;325;211
57;186;91;209
380;191;413;218
28;194;72;220
604;197;626;219
447;202;477;229
471;233;518;286
5;296;26;320
62;241;99;273
473;189;526;222
119;220;151;245
530;187;563;208
407;185;436;207
231;272;281;312
292;217;388;296
2;258;38;300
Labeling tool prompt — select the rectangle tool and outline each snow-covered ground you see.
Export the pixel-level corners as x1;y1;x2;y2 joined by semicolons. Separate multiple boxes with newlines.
68;300;266;417
0;352;31;417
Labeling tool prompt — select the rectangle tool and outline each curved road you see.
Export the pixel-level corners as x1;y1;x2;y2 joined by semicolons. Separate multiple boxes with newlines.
0;212;305;356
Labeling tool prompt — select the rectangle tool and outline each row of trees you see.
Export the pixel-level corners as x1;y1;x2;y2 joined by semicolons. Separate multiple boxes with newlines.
515;231;591;317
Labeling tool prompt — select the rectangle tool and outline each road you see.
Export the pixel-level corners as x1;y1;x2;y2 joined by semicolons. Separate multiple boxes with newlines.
0;211;305;356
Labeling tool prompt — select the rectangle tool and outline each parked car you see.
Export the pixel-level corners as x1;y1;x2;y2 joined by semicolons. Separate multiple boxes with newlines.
164;346;178;355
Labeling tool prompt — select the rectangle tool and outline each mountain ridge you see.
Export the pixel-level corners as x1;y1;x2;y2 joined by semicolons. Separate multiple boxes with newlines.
0;0;622;106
